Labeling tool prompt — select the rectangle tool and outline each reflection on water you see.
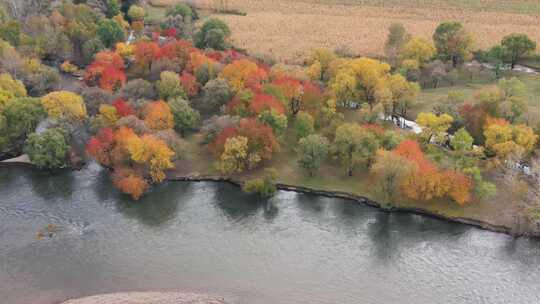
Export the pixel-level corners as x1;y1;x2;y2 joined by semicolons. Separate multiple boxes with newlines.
1;166;540;304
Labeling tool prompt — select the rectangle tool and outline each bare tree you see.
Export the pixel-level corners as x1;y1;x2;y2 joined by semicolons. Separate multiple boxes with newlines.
1;0;53;19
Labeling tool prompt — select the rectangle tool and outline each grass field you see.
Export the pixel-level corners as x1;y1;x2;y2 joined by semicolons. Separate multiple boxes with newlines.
149;1;540;63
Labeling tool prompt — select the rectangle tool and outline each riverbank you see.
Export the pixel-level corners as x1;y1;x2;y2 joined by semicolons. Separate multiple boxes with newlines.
61;292;228;304
170;174;540;238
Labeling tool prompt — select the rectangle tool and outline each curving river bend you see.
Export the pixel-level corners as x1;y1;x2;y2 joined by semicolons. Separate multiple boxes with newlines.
1;164;540;304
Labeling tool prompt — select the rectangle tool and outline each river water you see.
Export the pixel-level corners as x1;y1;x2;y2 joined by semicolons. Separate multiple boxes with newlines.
1;165;540;304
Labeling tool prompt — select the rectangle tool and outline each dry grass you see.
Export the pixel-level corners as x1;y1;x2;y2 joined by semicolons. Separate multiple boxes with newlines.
216;0;540;63
150;0;540;63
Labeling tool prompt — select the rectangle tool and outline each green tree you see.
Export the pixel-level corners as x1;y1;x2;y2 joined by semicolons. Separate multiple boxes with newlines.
157;71;186;100
97;18;125;48
195;18;231;50
501;33;536;69
486;45;507;78
333;123;379;176
451;128;474;168
169;97;200;136
433;21;473;67
463;167;496;199
0;97;45;152
384;23;410;67
24;128;70;169
258;109;288;137
370;150;414;201
106;0;121;18
127;5;145;21
166;4;193;19
294;111;314;140
297;134;329;176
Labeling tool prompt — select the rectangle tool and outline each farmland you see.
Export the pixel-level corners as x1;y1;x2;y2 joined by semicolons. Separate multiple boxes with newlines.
151;0;540;63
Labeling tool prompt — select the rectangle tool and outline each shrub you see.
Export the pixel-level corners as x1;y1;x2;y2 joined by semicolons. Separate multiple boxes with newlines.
195;18;231;50
201;78;233;110
166;4;193;19
242;168;278;197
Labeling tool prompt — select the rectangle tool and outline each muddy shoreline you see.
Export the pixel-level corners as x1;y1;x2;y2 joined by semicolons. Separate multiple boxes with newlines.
170;175;540;238
60;292;228;304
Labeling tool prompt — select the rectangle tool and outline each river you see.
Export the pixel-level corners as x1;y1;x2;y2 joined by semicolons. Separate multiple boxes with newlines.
1;165;540;304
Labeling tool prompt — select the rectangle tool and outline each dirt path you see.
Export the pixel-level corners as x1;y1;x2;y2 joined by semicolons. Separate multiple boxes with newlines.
203;0;540;63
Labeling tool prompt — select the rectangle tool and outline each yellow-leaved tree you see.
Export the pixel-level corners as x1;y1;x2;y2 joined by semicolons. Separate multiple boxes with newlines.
416;112;454;144
399;37;436;68
42;91;87;121
218;136;249;174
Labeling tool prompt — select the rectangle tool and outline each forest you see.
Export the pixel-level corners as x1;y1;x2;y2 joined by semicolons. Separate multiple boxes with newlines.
2;0;540;232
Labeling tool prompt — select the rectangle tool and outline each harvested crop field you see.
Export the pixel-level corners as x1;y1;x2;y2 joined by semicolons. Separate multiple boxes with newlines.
153;0;540;63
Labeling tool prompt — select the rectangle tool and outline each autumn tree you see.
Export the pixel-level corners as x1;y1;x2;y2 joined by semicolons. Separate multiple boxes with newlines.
475;77;527;123
370;149;414;201
41;91;87;122
157;71;186;100
271;76;302;116
112;98;134;117
127;134;175;183
0;73;26;109
501;33;536;69
143;100;174;130
134;41;160;74
180;71;200;98
306;48;337;81
433;21;473;67
112;168;149;200
86;127;115;166
333;123;379;176
416;112;453;144
297;134;329;176
387;73;420;116
220;59;267;93
248;93;285;116
484;119;538;161
393;139;472;205
217;135;249;174
99;66;126;92
399;37;435;68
